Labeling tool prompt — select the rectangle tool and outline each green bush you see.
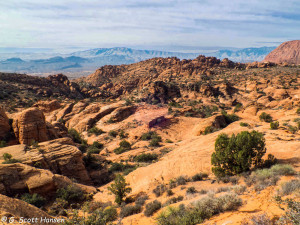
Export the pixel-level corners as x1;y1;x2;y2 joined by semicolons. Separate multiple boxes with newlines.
149;138;161;147
21;193;46;208
134;153;158;162
191;173;208;181
135;195;148;206
176;176;187;185
88;127;104;136
221;110;240;124
0;140;7;148
240;122;249;127
234;103;243;112
297;108;300;115
68;128;82;144
56;185;85;202
114;140;131;154
276;197;300;225
120;205;142;218
141;131;162;147
144;200;162;217
108;174;131;205
259;112;272;122
270;121;279;130
153;184;166;197
163;196;184;207
211;131;266;177
2;153;20;164
186;187;197;194
86;141;104;154
203;126;217;135
109;130;118;137
108;162;135;173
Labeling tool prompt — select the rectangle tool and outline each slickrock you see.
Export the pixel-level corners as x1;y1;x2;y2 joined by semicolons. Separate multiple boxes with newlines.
0;138;92;184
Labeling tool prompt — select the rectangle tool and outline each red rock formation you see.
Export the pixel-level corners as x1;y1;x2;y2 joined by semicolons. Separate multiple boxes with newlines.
0;106;10;140
264;40;300;64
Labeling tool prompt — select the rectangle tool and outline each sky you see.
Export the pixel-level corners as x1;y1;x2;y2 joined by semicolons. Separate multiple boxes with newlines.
0;0;300;51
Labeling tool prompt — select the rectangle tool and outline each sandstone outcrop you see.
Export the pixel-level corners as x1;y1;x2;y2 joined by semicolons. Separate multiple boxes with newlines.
0;138;92;184
12;108;49;145
264;40;300;64
33;100;61;113
193;114;227;136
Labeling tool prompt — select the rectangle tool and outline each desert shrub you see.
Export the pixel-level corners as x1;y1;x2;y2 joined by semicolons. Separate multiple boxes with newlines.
163;196;184;207
186;187;197;194
276;197;300;225
165;139;173;143
216;186;231;193
64;207;117;225
232;185;247;195
199;189;208;195
241;213;273;225
157;193;242;225
168;102;182;108
234;103;243;112
279;179;300;196
56;185;85;203
270;121;279;130
269;164;296;176
288;125;298;134
83;152;103;170
87;127;104;136
167;189;174;196
144;200;162;217
108;174;131;205
2;153;20;164
262;154;278;168
176;176;187;185
135;195;148;206
203;126;218;135
153;184;167;197
119;130;127;139
0;140;6;148
87;141;103;154
297;108;300;115
141;131;161;141
109;130;118;137
221;110;240;124
149;138;161;147
49;198;68;216
244;166;283;191
169;179;177;189
21;193;46;208
259;112;272;122
120;205;142;218
108;162;135;173
240;122;249;127
134;153;158;162
68;128;83;144
192;172;208;181
114;140;131;154
211;131;266;177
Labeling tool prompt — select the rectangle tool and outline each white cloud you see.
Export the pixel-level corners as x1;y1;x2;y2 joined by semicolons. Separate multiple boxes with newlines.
0;0;299;49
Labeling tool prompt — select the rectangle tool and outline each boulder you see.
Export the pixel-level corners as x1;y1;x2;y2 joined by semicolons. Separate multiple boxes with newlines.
0;106;10;140
12;108;49;145
193;115;227;136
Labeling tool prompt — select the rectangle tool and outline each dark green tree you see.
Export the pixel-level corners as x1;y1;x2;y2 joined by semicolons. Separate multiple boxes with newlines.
108;174;131;205
211;131;266;177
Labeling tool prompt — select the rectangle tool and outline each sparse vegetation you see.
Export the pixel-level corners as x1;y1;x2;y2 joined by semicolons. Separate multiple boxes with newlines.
259;112;273;122
240;122;249;127
88;127;104;136
156;193;242;225
270;121;279;130
114;140;131;154
144;200;162;217
120;204;142;218
2;153;20;164
108;174;131;205
134;153;158;162
21;193;46;208
56;185;85;203
191;172;208;181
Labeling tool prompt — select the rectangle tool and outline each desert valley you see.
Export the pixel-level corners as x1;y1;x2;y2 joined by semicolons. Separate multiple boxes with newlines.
0;40;299;224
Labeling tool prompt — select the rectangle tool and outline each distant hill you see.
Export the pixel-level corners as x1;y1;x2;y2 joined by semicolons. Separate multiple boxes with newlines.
264;40;300;64
0;46;276;76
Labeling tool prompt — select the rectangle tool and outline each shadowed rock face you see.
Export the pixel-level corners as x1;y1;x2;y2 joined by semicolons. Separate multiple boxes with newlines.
264;40;300;64
0;106;10;140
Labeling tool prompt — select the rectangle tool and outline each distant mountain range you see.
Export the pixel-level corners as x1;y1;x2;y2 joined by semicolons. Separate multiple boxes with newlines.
0;46;276;77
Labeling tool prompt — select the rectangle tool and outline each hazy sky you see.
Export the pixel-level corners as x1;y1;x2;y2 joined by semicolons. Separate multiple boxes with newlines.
0;0;299;50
